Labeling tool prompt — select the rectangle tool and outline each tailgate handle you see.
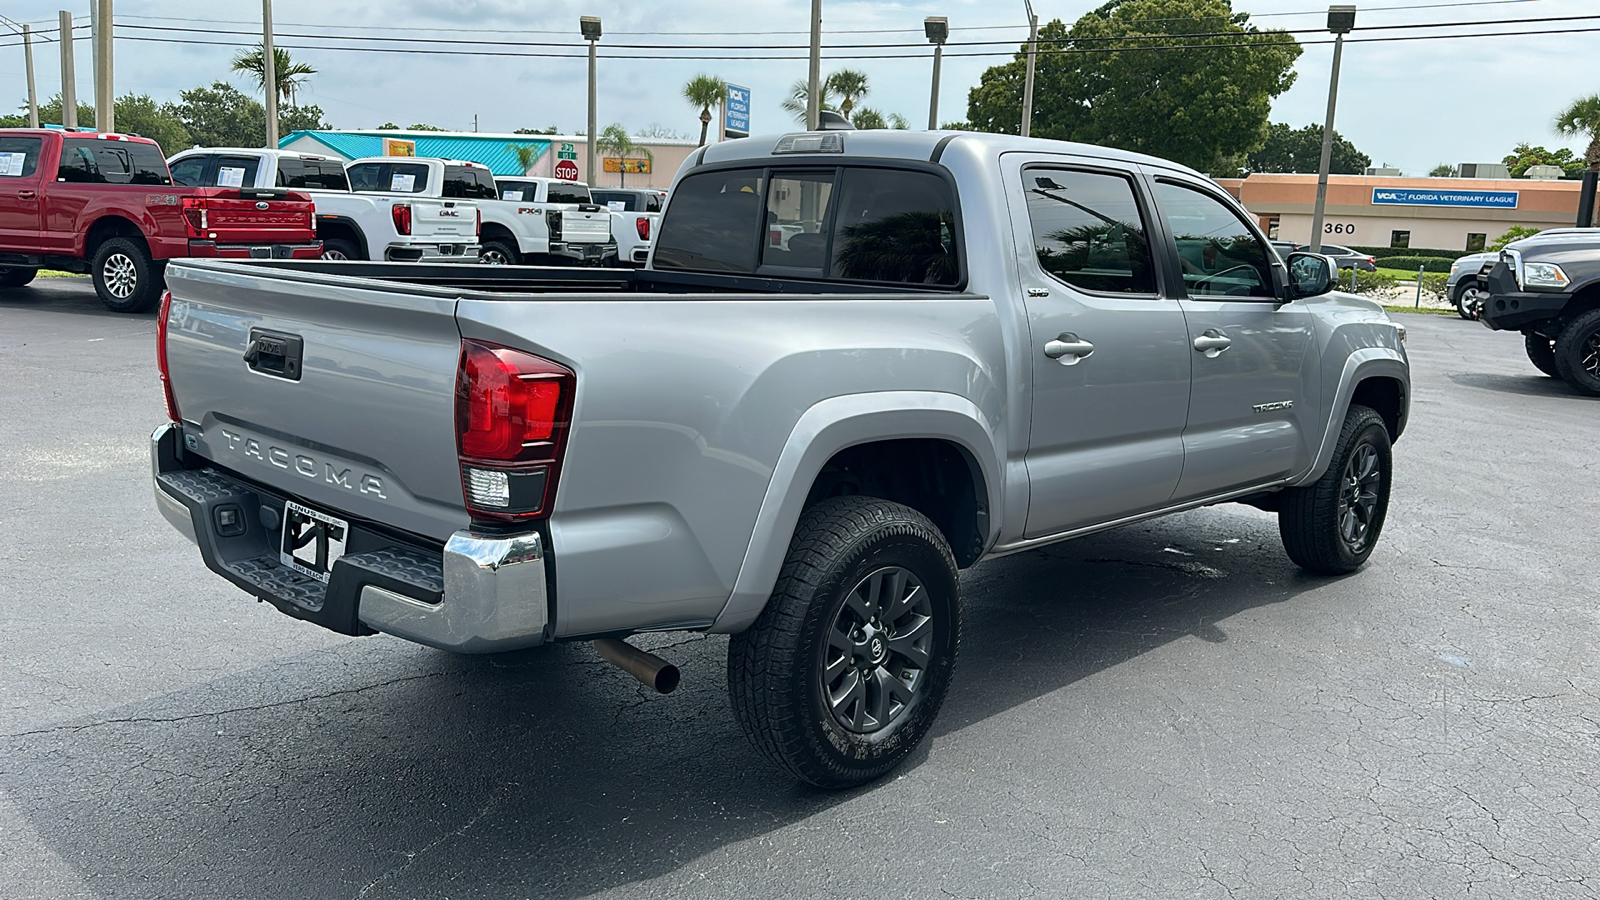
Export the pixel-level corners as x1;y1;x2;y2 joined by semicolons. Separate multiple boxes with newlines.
244;329;304;381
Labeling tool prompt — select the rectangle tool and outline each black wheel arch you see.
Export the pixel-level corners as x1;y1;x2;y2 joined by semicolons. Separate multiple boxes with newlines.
315;216;370;260
1350;376;1406;443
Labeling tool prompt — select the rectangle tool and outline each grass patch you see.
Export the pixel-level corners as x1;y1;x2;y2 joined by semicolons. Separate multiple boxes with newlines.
1381;304;1456;317
1376;266;1423;281
39;269;88;278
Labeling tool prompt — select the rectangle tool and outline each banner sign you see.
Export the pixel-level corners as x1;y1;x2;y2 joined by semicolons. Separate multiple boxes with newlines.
384;138;416;157
1372;188;1518;209
724;84;751;138
603;157;652;174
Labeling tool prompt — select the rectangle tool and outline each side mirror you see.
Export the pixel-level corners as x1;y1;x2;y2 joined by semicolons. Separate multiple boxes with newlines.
1285;251;1337;300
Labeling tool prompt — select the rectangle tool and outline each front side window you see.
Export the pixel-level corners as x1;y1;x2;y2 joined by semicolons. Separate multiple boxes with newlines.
168;155;209;187
762;172;833;270
653;168;765;273
830;168;958;285
1024;168;1156;295
1153;180;1274;299
347;162;430;194
0;136;44;179
443;166;498;200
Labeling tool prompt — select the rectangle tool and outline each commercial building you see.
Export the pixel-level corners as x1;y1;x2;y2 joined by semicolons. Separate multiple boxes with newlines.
1215;173;1585;252
277;129;697;190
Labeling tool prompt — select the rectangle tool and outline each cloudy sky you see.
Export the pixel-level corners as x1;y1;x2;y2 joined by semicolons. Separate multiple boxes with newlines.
2;0;1595;174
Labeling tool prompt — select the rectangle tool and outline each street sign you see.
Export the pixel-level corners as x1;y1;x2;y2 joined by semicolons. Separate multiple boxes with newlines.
557;142;577;161
603;157;652;174
724;84;751;139
1372;187;1519;209
554;159;580;181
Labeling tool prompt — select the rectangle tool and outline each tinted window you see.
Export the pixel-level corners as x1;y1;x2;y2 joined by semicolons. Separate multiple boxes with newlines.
1153;181;1274;299
277;157;349;191
168;155;209;187
653;168;765;273
56;139;169;185
443;165;498;199
128;143;172;184
546;183;591;205
645;192;663;213
830;168;957;285
496;181;537;202
0;136;44;178
762;171;833;271
1024;168;1155;294
347;162;430;194
591;190;638;211
214;155;261;189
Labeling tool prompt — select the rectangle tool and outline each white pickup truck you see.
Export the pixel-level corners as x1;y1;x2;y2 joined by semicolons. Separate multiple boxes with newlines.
166;149;480;263
591;188;666;266
477;176;615;266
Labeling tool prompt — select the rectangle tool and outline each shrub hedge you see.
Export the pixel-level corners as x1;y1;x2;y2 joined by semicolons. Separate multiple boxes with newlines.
1374;256;1454;273
1350;245;1464;261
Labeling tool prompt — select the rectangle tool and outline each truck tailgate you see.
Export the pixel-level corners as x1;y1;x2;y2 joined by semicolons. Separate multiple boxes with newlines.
162;261;468;542
408;198;476;242
196;188;317;244
556;210;611;244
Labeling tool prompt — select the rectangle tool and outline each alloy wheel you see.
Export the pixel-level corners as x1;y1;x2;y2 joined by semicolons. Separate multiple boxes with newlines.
480;249;512;265
1338;443;1383;552
102;253;138;299
1580;326;1600;377
820;565;935;734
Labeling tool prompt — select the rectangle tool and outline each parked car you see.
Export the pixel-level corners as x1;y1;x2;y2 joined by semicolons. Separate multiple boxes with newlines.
151;129;1409;788
1450;229;1597;320
591;188;666;266
1297;243;1377;272
0;129;321;311
1477;228;1600;394
479;176;615;265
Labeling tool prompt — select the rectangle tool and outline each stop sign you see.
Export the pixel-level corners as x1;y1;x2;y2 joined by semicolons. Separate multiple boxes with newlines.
554;160;580;181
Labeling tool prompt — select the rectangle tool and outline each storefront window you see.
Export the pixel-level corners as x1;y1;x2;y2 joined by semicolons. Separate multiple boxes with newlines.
1390;230;1410;249
1465;233;1486;252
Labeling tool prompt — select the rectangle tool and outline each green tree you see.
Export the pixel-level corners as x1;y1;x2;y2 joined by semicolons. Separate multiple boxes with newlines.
825;70;870;120
596;123;652;187
1247;122;1370;174
231;44;318;107
1503;143;1585;179
279;104;329;134
168;82;265;148
682;73;726;147
108;93;192;152
851;108;887;130
780;79;838;124
0;94;93;129
509;143;541;174
377;122;402;130
408;123;447;131
1428;163;1456;177
965;0;1302;171
515;126;562;135
1491;225;1542;250
1554;94;1600;172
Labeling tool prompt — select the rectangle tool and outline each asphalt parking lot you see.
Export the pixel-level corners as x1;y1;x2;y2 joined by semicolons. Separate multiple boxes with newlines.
3;277;1596;899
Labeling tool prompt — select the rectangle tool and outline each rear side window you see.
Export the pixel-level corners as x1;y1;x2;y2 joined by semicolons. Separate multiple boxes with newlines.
830;168;957;285
56;139;171;185
347;162;430;193
168;155;209;187
277;157;349;190
591;190;637;211
653;168;766;273
0;136;43;178
1024;168;1156;294
546;183;591;205
496;181;536;202
214;155;261;189
443;165;498;199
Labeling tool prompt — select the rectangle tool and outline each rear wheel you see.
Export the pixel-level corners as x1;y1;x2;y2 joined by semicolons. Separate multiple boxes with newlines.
728;496;961;789
320;238;361;260
1453;280;1484;320
0;266;38;288
91;237;160;313
1552;308;1600;396
1523;331;1559;378
479;239;519;265
1278;404;1392;575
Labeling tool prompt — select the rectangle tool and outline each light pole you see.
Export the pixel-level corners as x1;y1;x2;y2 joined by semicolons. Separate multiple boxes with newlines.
58;10;76;130
1020;0;1038;137
263;0;278;146
1309;5;1355;254
96;0;113;133
23;24;38;128
925;17;948;131
581;16;601;187
806;0;822;130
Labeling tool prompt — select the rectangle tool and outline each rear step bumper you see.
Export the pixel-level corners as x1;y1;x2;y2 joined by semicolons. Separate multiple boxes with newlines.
187;241;324;260
151;423;549;653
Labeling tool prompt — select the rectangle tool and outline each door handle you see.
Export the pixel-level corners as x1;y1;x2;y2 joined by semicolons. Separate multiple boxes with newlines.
1043;333;1094;365
17;190;36;200
1193;329;1232;357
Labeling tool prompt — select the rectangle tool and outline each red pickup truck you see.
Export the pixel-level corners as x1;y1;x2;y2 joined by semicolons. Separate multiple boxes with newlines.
0;129;322;312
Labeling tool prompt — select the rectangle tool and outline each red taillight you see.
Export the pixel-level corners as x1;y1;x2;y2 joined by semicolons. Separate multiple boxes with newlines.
156;289;180;423
391;202;412;235
475;206;482;236
636;216;650;241
181;197;208;237
455;340;575;520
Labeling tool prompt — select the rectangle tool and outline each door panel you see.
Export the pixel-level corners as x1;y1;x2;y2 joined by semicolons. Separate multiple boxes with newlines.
0;135;45;252
1007;157;1193;538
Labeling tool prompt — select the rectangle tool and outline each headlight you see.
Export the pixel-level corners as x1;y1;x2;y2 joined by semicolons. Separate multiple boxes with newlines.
1395;322;1406;343
1523;262;1570;289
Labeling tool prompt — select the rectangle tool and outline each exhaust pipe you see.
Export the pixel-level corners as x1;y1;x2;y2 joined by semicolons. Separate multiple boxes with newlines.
593;638;680;694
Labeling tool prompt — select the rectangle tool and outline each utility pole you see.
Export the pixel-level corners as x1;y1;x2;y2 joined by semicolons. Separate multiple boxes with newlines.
96;0;113;132
581;16;601;187
90;2;98;123
262;0;278;146
1021;0;1038;137
1310;5;1356;254
806;0;822;130
58;11;77;130
925;17;948;131
24;24;38;128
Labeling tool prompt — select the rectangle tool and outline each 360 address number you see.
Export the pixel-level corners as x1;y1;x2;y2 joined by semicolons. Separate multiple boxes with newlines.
1324;223;1356;235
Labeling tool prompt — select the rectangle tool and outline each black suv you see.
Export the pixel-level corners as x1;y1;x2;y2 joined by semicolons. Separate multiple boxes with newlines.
1477;228;1600;395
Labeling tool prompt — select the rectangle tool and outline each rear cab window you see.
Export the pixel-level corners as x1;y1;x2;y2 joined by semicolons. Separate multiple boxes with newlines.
654;164;960;286
347;162;431;194
546;183;591;206
276;157;349;191
0;135;45;179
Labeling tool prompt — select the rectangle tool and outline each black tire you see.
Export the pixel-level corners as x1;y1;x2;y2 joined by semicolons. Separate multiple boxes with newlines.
1452;280;1481;320
1278;404;1392;575
1552;308;1600;397
1524;331;1560;378
320;238;361;260
478;239;520;266
0;266;38;288
91;237;159;313
728;496;961;789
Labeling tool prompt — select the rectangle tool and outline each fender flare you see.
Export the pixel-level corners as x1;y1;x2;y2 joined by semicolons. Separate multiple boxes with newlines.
315;215;371;260
1290;348;1409;487
710;391;1003;634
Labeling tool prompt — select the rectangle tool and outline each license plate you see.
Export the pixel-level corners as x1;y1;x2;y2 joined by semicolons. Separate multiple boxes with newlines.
280;500;349;583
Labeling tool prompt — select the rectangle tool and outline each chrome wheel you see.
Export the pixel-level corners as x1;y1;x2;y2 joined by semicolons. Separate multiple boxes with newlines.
821;565;934;734
1338;443;1382;552
1580;326;1600;378
321;248;349;260
480;248;512;265
102;253;138;299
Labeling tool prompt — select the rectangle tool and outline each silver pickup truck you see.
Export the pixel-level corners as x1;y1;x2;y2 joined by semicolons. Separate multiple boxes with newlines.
151;130;1410;788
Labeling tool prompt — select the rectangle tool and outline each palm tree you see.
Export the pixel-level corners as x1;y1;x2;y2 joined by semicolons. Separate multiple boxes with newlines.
509;143;541;175
780;79;838;125
825;70;870;120
596;123;653;187
851;108;887;130
682;74;726;147
1554;94;1600;172
231;44;317;107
